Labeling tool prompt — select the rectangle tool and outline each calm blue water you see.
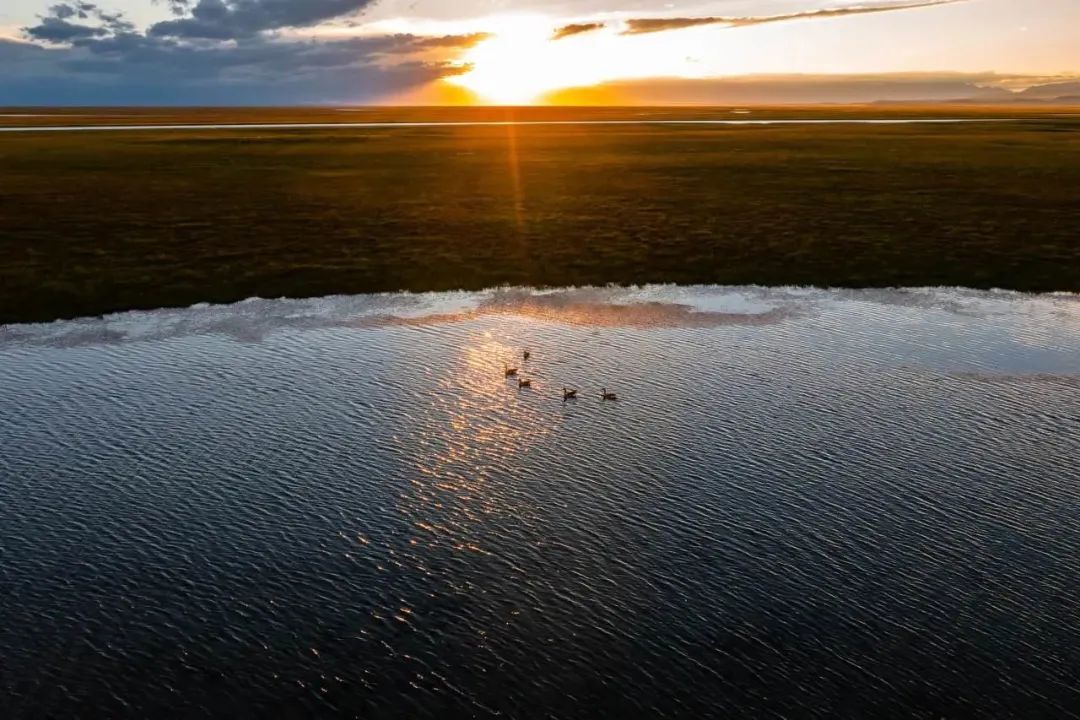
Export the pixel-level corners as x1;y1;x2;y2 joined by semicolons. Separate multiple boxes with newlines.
1;286;1078;718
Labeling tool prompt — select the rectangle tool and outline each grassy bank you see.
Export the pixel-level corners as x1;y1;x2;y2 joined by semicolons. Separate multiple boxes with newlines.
1;107;1077;324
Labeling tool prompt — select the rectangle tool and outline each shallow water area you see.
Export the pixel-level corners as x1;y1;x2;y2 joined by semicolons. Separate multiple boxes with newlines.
0;118;1013;133
1;285;1079;718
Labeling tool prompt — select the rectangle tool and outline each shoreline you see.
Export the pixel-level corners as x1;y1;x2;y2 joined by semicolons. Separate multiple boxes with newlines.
3;282;1078;329
3;283;1077;335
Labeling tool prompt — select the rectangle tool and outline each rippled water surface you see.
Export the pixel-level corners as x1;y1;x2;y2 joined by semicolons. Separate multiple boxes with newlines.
2;286;1079;719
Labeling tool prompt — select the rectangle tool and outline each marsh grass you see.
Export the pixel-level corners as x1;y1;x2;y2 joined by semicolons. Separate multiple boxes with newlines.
1;107;1077;323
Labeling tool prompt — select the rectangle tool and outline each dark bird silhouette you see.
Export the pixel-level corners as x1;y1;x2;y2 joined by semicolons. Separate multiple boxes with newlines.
518;378;532;389
601;388;618;401
523;349;531;362
504;363;518;377
563;387;578;401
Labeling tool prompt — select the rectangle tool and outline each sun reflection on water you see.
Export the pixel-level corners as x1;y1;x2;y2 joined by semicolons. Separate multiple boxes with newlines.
396;331;559;561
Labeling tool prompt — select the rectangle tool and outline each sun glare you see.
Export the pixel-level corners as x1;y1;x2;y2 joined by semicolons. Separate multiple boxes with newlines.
449;21;579;104
446;17;745;105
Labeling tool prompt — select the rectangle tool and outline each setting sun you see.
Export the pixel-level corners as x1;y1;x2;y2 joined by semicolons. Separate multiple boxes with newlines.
445;17;756;105
448;20;587;104
445;17;682;104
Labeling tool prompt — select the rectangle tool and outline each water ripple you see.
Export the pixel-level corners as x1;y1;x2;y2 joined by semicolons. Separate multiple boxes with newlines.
1;286;1078;718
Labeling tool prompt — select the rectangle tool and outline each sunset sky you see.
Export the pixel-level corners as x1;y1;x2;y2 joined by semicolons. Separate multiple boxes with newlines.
1;0;1078;104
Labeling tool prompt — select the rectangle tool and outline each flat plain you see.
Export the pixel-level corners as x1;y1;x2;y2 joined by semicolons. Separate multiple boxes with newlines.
1;105;1077;324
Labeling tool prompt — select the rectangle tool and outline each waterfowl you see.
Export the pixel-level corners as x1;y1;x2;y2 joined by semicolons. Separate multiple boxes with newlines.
601;388;618;401
563;387;578;401
523;349;531;362
518;378;532;389
504;364;518;377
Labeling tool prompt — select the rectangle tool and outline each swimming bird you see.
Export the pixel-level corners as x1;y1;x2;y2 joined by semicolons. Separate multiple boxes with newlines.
523;349;531;362
601;388;618;401
518;378;532;389
563;387;578;401
504;364;518;377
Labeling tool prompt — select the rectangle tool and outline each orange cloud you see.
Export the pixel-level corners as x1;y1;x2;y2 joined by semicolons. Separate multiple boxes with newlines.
551;22;606;40
622;0;968;35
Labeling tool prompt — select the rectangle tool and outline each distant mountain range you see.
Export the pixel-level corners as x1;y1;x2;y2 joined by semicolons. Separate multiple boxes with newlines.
1015;81;1080;101
542;74;1080;106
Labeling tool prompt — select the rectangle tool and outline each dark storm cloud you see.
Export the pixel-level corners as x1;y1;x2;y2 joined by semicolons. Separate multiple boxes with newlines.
552;22;605;40
159;0;194;14
25;2;135;42
69;37;358;74
621;0;968;35
148;0;381;39
10;2;480;104
24;16;110;42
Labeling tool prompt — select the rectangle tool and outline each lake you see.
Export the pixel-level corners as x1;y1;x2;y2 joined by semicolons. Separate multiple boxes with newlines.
1;285;1078;718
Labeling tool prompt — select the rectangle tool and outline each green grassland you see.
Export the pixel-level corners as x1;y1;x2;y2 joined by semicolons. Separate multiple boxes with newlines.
1;106;1078;324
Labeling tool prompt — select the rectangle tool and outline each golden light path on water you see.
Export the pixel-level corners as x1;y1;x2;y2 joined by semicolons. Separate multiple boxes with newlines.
401;333;555;558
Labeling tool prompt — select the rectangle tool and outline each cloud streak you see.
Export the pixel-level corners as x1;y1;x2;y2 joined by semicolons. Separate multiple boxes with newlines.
552;22;606;40
621;0;968;35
